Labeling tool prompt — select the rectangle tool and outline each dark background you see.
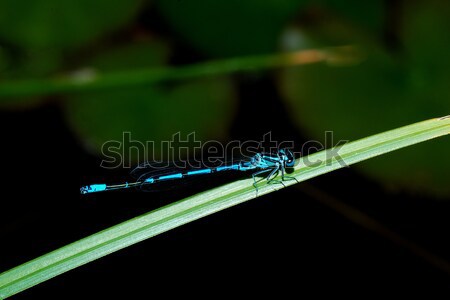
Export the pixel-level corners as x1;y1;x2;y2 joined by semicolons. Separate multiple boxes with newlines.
1;0;450;298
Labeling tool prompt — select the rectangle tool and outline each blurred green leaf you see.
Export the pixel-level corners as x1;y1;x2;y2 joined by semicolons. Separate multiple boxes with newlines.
64;41;237;160
0;47;10;75
279;14;450;196
0;0;144;49
0;48;63;108
311;0;385;33
0;0;146;108
402;1;450;68
401;0;450;104
155;0;309;57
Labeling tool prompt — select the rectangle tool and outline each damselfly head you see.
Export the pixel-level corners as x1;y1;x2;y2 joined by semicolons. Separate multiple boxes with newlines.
280;148;295;167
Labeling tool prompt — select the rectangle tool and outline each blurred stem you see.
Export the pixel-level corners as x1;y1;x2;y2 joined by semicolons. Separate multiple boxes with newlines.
0;46;357;98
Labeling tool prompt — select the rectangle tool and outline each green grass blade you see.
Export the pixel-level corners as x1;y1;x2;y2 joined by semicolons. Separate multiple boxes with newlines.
1;116;449;298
